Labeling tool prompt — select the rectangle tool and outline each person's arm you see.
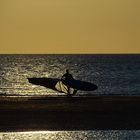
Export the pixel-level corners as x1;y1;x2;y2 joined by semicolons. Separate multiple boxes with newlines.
70;74;74;80
61;74;65;80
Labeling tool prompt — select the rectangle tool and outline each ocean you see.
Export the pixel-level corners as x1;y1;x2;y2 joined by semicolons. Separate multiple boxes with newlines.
1;131;140;140
0;54;140;96
0;54;140;139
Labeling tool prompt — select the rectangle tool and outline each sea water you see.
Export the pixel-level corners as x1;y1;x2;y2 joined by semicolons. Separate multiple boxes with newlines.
0;54;140;139
0;131;140;140
0;54;140;96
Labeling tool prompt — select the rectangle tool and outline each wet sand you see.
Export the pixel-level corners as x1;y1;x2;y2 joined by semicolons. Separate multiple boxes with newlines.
0;95;140;131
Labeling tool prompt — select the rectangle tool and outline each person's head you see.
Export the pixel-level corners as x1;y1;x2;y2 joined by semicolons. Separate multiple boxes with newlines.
66;69;69;73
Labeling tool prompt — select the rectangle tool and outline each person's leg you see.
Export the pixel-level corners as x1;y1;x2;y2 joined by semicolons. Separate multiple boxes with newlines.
67;86;70;95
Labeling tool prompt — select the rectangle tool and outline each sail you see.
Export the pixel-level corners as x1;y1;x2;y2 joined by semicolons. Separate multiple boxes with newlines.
55;81;74;94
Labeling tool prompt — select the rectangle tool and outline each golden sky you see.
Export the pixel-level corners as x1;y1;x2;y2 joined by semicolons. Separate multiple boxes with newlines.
0;0;140;54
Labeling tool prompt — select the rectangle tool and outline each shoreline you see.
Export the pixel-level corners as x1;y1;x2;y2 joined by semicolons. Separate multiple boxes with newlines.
0;95;140;131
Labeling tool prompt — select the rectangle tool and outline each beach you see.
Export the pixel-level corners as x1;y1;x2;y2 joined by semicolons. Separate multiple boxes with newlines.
0;95;140;132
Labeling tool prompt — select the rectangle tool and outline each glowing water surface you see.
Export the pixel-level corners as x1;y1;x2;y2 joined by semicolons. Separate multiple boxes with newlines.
0;54;140;96
1;131;140;140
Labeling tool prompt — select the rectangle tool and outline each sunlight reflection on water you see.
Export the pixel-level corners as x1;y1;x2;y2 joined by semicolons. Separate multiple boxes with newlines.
0;54;140;96
0;131;140;140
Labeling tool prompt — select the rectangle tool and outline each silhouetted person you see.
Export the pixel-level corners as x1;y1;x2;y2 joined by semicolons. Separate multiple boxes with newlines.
61;69;74;81
61;69;77;95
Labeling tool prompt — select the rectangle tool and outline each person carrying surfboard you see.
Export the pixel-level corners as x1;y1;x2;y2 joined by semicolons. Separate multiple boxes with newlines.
61;69;77;95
